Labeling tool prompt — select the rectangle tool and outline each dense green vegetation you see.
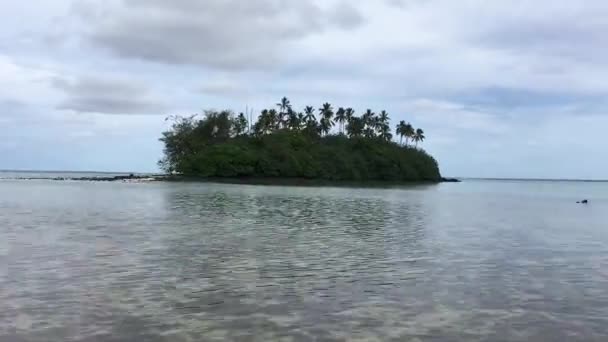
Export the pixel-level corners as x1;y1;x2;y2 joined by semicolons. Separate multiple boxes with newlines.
159;98;441;182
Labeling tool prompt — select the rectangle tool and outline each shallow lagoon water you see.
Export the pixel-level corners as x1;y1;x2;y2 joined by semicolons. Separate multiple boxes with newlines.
1;176;608;341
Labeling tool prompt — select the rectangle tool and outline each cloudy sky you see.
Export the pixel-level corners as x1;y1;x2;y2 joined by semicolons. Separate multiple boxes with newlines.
2;0;607;179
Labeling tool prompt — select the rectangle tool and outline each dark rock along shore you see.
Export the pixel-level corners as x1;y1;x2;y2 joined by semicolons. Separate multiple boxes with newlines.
15;174;461;184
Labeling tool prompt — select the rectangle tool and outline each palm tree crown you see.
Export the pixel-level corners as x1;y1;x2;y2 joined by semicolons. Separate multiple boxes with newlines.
250;98;427;147
345;108;355;122
319;103;334;120
286;108;300;130
303;106;316;123
276;97;291;128
334;107;347;135
362;109;376;138
396;120;406;145
346;116;364;138
377;110;391;141
405;123;415;146
319;103;335;136
414;128;425;147
277;97;291;112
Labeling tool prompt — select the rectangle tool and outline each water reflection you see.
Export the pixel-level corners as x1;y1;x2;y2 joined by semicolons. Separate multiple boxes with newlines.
148;184;436;340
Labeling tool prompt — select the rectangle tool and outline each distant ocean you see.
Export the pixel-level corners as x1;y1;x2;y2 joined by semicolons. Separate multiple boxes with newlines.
0;170;156;180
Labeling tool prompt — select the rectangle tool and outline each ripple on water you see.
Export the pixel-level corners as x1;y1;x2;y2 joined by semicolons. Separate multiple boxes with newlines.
1;180;608;341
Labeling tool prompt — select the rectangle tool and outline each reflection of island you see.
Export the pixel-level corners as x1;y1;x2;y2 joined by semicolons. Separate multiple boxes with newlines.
159;97;446;184
141;183;439;338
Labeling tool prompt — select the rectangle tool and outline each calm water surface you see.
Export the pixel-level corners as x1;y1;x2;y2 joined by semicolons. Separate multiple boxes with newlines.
1;176;608;341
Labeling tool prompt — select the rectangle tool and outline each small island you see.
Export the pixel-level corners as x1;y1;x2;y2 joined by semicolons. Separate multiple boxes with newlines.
159;97;447;183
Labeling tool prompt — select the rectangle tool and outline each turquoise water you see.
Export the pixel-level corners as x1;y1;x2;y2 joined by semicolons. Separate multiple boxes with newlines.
1;175;607;341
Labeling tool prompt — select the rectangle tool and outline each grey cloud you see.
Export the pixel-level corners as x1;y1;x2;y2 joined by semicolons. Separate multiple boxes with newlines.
384;0;410;8
445;87;607;109
330;2;365;29
480;22;608;63
385;0;403;7
199;81;250;97
53;76;167;115
471;3;608;65
80;0;365;70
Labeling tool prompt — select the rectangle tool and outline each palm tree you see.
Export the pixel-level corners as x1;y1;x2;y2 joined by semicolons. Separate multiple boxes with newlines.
372;116;380;134
380;125;391;141
276;97;291;128
320;117;332;136
277;96;291;113
362;109;373;123
297;112;305;130
345;108;354;123
303;106;316;124
334;107;347;135
414;128;425;147
286;108;300;131
268;109;279;130
396;120;406;145
320;102;334;117
346;116;364;138
302;106;318;136
362;109;376;138
405;123;415;146
319;102;334;136
378;110;390;127
376;110;390;140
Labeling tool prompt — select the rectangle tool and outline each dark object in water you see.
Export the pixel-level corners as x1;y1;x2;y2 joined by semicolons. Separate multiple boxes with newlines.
577;199;589;204
441;178;461;183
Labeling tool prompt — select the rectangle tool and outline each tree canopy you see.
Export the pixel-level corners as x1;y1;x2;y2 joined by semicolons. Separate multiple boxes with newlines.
159;98;441;182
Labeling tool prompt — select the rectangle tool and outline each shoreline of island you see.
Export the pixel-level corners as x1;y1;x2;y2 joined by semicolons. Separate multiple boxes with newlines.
158;175;462;185
6;174;460;185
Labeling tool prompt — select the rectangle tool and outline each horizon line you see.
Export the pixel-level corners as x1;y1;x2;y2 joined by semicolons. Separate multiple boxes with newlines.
461;177;608;182
1;169;606;182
